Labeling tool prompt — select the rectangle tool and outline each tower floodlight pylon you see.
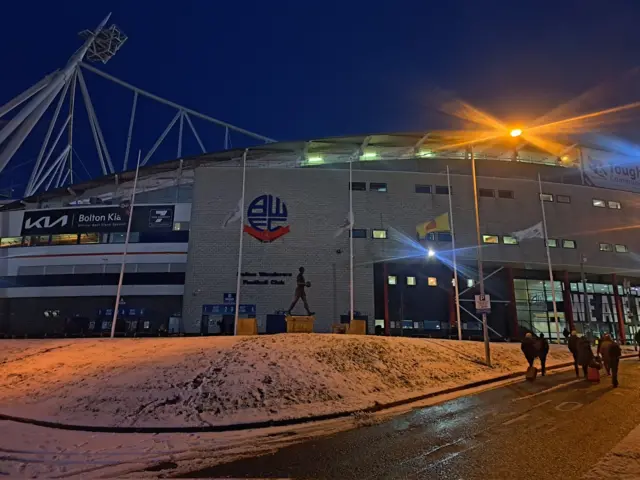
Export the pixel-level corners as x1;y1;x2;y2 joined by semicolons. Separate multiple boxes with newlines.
0;14;275;198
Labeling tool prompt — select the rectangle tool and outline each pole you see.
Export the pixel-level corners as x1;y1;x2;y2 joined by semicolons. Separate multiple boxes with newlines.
581;255;590;329
110;150;141;338
470;147;491;366
447;166;462;341
538;173;561;344
234;149;248;335
349;155;354;323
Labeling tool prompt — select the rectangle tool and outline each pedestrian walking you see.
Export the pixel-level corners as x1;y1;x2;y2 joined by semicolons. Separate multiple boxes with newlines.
521;333;538;381
577;336;594;379
537;333;550;376
568;330;580;378
635;330;640;357
609;338;622;388
597;333;614;375
563;327;570;342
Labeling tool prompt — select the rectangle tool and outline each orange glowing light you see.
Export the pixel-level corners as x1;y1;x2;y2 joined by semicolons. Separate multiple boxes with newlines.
510;128;522;137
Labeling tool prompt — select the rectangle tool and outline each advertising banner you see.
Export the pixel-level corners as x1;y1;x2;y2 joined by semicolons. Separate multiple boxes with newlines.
581;147;640;193
21;204;175;235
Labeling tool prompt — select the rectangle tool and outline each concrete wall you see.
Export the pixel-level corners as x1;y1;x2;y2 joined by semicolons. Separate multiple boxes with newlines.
183;163;640;333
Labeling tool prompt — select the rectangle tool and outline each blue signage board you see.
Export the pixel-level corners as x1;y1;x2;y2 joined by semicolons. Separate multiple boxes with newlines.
202;304;256;315
223;293;236;304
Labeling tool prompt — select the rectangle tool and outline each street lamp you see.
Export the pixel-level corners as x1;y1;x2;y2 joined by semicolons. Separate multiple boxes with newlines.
427;248;435;258
510;128;523;137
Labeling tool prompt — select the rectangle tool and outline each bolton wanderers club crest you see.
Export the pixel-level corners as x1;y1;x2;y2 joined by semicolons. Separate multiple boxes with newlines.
244;194;290;242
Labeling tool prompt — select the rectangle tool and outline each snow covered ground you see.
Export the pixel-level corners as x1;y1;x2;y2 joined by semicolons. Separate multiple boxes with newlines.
1;335;633;478
1;335;581;428
583;422;640;479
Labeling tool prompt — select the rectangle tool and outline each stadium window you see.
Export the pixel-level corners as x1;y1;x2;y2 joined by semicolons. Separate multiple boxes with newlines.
540;193;554;202
498;190;514;199
599;243;613;252
482;235;499;244
546;239;558;248
503;235;518;245
109;232;140;243
50;234;78;246
428;277;438;287
79;233;100;244
406;276;417;286
592;199;606;208
23;235;50;246
173;221;190;231
479;188;495;198
467;279;475;288
350;182;366;191
388;275;397;285
370;182;387;192
436;231;452;242
435;185;450;195
350;228;367;238
0;237;22;248
615;244;629;253
562;239;577;249
372;229;388;239
415;184;432;194
608;200;622;209
557;195;571;203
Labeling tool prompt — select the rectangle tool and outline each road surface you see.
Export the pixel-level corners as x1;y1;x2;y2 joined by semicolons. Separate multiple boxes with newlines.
185;359;640;480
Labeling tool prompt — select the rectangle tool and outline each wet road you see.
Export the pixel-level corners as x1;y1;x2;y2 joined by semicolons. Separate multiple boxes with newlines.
185;360;640;480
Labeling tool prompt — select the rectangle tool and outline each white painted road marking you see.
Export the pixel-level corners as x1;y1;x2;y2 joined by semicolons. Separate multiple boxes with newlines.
555;401;582;412
512;379;582;402
502;413;530;426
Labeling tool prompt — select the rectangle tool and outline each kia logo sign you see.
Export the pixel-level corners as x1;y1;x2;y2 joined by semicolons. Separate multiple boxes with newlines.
23;214;69;231
21;205;176;235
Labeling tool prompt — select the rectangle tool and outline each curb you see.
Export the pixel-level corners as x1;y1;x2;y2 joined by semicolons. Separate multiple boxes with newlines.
0;354;636;434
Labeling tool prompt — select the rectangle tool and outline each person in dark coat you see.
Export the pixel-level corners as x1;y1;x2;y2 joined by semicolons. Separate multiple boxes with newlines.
563;327;570;342
597;333;614;375
521;332;538;368
577;336;594;379
568;330;580;377
635;330;640;357
537;333;550;376
609;338;622;388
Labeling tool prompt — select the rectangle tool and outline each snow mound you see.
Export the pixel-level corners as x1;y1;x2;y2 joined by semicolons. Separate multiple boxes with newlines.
0;335;579;428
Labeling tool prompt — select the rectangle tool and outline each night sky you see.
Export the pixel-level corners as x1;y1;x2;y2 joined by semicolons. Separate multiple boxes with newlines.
2;0;640;193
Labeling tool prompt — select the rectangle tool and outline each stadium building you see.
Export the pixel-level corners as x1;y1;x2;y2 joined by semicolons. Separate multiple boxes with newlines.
2;133;640;343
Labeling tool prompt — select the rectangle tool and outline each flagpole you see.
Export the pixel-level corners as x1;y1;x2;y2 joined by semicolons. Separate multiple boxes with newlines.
538;173;561;344
447;166;462;341
110;150;141;339
349;155;354;323
234;149;248;336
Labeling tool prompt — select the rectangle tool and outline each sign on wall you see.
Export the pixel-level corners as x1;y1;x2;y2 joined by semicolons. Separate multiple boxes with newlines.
582;147;640;194
243;194;290;242
21;205;175;235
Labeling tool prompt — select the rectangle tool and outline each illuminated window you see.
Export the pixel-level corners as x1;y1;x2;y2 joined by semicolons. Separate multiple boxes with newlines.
173;221;190;231
540;193;554;202
562;239;577;249
557;195;571;203
608;201;621;209
546;239;558;248
599;243;613;252
592;199;606;208
415;184;432;194
428;277;438;287
23;235;50;246
479;188;494;198
388;275;397;285
498;190;514;199
482;235;499;244
503;236;518;245
370;183;387;192
50;234;78;246
80;233;100;244
467;279;475;288
0;237;22;248
372;229;388;239
406;276;416;286
615;244;629;253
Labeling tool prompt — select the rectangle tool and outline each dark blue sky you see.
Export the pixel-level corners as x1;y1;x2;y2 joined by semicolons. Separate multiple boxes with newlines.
2;1;640;192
